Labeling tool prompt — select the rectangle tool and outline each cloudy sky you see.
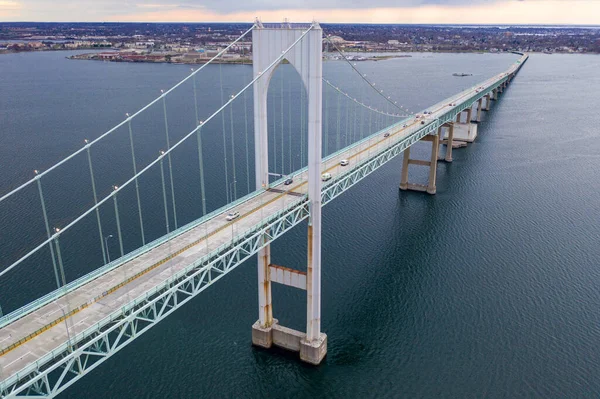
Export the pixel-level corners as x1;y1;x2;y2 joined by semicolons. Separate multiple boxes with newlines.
0;0;598;24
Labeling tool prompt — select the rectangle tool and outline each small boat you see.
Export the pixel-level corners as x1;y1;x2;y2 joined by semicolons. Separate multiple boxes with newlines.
453;73;472;77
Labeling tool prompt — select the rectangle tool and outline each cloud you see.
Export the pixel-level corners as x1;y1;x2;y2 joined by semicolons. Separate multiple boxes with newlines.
3;0;598;24
135;3;174;8
108;0;600;24
0;0;21;9
0;0;21;18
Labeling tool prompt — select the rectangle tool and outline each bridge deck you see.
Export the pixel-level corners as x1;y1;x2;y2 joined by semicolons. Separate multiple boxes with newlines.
0;55;526;384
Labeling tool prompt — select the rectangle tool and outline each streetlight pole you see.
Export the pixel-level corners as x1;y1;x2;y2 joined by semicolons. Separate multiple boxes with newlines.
54;301;73;351
104;234;113;263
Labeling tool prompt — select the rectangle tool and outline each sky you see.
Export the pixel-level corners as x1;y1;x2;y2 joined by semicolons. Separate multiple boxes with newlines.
0;0;599;24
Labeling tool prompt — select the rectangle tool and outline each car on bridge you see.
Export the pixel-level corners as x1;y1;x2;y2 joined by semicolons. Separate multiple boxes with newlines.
321;172;332;181
226;211;240;221
340;159;349;166
384;132;390;137
284;177;293;185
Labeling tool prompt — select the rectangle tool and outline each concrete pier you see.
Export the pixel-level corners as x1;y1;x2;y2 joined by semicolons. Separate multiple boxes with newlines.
251;319;327;365
445;122;478;143
476;98;483;122
439;123;455;162
400;130;441;195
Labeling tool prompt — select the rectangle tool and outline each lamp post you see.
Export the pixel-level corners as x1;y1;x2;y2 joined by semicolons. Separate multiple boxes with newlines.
54;301;73;350
104;234;113;263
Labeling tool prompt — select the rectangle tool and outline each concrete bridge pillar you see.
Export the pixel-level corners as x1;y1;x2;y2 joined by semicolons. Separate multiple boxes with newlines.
484;94;491;111
441;123;454;162
466;107;473;135
493;89;498;101
250;21;327;366
399;130;440;195
476;98;483;122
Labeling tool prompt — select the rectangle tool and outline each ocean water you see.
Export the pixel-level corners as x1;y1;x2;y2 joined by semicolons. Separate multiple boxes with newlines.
1;50;600;398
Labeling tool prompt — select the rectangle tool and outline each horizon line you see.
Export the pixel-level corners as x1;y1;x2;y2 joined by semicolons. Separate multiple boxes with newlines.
2;21;600;27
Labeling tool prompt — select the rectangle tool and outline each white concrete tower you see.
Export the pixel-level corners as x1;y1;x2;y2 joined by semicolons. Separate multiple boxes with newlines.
250;20;327;365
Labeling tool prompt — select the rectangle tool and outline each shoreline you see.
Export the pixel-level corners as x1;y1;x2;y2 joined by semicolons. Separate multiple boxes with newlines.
2;47;597;58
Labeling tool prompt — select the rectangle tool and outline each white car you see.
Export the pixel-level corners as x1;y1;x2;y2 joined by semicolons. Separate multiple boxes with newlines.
321;172;332;181
226;211;240;221
340;159;349;166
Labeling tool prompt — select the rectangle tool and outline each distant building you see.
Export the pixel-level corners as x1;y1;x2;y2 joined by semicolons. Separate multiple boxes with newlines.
387;40;399;45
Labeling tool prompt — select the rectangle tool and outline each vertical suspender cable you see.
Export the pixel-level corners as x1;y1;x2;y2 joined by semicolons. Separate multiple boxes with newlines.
272;84;277;175
127;119;145;245
220;64;230;203
345;94;350;147
162;96;178;229
35;174;61;288
360;100;365;140
300;75;304;170
351;99;356;145
280;67;284;175
300;40;305;169
324;81;329;157
336;90;341;151
196;124;207;216
85;146;107;265
159;154;170;234
243;71;250;194
192;73;207;216
229;95;237;201
53;234;67;286
288;80;292;173
113;191;124;258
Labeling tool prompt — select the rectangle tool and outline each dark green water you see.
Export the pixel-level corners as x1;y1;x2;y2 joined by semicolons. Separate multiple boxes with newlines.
1;50;600;398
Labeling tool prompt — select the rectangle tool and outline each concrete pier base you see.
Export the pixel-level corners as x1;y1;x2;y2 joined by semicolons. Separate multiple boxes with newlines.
444;123;478;143
252;319;327;365
300;334;328;365
399;131;440;195
251;318;277;348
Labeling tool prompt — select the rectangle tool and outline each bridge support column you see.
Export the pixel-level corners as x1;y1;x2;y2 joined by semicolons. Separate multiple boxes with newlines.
492;89;498;101
441;123;454;162
427;133;440;194
399;147;410;190
476;98;483;122
485;94;491;111
466;107;473;135
251;246;274;347
399;132;439;195
250;21;326;365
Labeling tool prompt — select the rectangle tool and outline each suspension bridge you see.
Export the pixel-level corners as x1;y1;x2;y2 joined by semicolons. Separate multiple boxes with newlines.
0;20;527;398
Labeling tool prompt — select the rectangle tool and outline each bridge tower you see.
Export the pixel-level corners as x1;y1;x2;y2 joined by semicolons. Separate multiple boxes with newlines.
250;20;327;365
